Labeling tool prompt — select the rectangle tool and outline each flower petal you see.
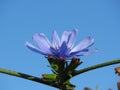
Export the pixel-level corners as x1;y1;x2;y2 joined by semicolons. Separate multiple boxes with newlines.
60;41;69;58
50;47;59;56
26;29;96;58
70;36;94;54
33;33;53;55
67;29;77;49
52;31;60;49
61;31;71;44
77;49;98;56
50;41;69;58
25;42;48;55
69;48;88;56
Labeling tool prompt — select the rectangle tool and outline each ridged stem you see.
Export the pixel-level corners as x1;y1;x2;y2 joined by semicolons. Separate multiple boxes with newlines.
72;59;120;77
0;68;59;89
0;59;120;90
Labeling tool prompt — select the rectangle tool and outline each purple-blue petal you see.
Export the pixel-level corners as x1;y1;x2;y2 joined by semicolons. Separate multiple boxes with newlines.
32;34;53;55
67;29;77;49
26;29;96;58
60;41;69;58
69;36;94;54
52;31;60;49
61;31;71;44
25;42;48;55
76;49;98;56
33;33;50;48
50;47;60;57
69;48;88;56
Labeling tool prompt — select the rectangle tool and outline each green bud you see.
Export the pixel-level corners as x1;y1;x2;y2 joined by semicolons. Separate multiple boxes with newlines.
42;74;57;82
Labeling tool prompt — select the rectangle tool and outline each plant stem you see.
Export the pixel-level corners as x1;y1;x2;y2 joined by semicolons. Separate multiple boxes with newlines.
0;59;120;90
72;59;120;77
0;68;59;89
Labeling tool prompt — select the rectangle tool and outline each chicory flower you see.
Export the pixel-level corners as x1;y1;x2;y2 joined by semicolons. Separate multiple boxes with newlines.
25;29;96;58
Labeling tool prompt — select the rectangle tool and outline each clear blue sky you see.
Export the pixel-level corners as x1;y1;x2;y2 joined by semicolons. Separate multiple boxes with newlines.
0;0;120;90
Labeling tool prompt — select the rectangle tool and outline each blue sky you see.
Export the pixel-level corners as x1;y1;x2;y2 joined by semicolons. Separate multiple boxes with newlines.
0;0;120;90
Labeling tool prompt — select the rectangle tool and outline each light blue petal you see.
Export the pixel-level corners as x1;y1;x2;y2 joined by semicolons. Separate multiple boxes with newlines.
25;42;48;55
61;31;71;44
52;31;60;49
77;49;98;56
69;36;94;54
67;29;77;49
69;48;89;56
33;33;50;48
32;34;53;55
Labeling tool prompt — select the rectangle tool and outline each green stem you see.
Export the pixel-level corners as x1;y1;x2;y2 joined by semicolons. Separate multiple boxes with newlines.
0;68;59;89
0;59;120;90
72;59;120;77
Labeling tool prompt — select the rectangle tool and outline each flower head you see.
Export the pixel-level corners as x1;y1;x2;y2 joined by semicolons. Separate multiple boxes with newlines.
25;29;96;59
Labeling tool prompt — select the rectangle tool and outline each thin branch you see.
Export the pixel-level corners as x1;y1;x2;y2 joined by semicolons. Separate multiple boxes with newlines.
0;68;59;89
72;59;120;77
0;59;120;89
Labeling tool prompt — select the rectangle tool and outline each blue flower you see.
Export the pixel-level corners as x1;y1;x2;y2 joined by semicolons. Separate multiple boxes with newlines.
25;29;96;58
